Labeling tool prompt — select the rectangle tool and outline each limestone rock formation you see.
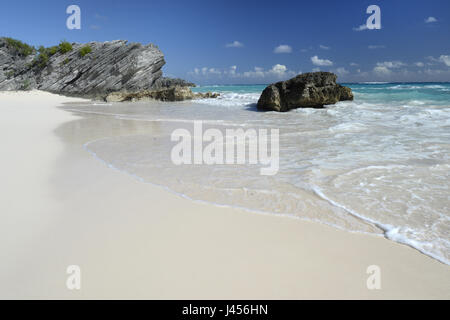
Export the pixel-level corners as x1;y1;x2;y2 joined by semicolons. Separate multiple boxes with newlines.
0;37;196;99
257;72;353;112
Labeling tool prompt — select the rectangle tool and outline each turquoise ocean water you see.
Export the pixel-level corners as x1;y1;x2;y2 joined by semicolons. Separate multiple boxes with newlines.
193;82;450;107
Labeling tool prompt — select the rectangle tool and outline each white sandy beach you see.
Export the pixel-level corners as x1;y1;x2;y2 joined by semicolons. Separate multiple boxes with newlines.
0;90;449;299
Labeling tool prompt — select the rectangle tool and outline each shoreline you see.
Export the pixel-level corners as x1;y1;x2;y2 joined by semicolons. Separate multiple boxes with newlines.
0;90;449;299
83;139;450;266
78;105;449;266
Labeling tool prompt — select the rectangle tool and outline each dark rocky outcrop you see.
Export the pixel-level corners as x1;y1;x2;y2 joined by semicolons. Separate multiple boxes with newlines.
257;72;353;112
105;87;219;102
0;37;204;101
152;77;196;89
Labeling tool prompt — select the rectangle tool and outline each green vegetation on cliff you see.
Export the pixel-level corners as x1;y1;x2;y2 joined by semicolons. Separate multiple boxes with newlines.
4;37;34;56
35;46;50;69
79;45;92;57
33;41;73;69
58;41;73;54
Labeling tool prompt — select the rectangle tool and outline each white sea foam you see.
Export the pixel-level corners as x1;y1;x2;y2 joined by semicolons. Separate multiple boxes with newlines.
424;85;446;89
193;92;260;107
358;82;390;84
388;85;423;90
328;122;367;133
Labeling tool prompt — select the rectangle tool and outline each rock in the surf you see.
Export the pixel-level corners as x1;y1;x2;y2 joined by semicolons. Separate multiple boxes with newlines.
257;72;353;112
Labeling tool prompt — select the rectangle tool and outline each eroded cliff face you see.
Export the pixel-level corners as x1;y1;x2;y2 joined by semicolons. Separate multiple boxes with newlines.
0;38;193;97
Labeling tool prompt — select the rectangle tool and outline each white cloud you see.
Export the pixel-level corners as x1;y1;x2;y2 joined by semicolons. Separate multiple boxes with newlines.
192;67;222;76
319;45;330;50
334;67;349;75
425;55;450;66
374;66;392;75
353;24;368;31
188;62;450;83
376;61;406;69
243;64;296;78
208;68;221;75
362;57;450;81
425;56;440;66
424;69;445;75
373;61;406;76
425;17;437;23
270;64;288;75
190;64;297;80
226;41;244;48
274;45;292;54
373;61;407;76
311;55;333;66
242;68;265;78
368;45;385;49
439;55;450;67
312;68;321;72
350;62;359;67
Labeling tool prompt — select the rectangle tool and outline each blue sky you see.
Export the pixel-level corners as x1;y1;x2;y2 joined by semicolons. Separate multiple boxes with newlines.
1;0;449;84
